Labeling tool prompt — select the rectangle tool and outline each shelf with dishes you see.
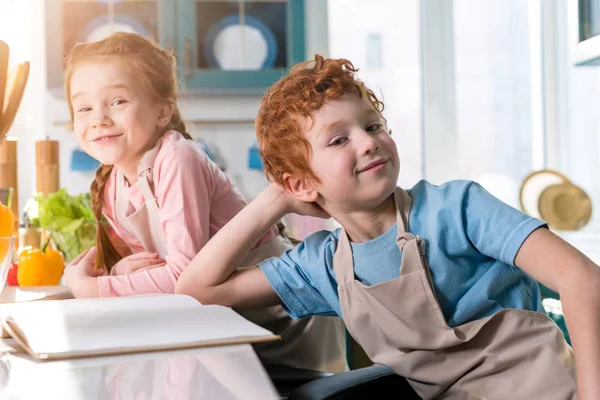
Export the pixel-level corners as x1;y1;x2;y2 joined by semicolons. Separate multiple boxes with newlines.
45;0;306;95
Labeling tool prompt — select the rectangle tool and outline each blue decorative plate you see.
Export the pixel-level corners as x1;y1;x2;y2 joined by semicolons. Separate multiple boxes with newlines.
204;14;278;70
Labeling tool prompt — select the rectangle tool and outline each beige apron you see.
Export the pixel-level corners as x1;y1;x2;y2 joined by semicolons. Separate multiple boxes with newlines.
334;187;577;399
115;146;167;258
114;144;348;374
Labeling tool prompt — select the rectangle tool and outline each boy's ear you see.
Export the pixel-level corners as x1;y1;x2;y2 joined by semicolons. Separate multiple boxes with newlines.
157;103;175;128
283;173;319;203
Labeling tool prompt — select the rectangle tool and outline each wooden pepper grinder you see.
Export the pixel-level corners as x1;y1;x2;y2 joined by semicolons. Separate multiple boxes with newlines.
0;138;18;236
36;138;60;195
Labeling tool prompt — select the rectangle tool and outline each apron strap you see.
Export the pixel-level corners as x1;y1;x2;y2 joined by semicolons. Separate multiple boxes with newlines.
392;187;427;275
138;169;157;208
397;235;427;276
115;170;136;234
332;230;355;285
394;187;412;234
114;141;169;258
136;145;162;219
137;168;168;257
333;187;422;283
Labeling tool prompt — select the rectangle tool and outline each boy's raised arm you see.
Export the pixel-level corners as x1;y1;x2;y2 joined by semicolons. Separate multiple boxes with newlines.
514;227;600;399
175;184;290;307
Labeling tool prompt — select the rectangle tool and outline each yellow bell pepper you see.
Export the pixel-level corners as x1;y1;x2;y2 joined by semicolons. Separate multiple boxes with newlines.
18;245;65;286
0;202;15;264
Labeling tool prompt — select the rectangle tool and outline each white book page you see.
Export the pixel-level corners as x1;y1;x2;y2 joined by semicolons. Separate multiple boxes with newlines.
1;294;274;355
0;293;191;338
0;293;198;318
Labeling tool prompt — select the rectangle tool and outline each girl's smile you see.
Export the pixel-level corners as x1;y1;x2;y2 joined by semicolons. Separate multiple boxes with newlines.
90;133;124;144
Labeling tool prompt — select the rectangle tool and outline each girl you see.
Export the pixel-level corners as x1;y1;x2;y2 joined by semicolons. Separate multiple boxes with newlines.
63;33;347;374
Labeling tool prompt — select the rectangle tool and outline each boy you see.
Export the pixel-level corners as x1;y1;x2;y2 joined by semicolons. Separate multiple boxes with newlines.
177;55;600;399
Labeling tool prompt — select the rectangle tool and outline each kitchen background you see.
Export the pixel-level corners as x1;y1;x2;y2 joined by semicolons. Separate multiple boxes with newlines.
1;0;600;258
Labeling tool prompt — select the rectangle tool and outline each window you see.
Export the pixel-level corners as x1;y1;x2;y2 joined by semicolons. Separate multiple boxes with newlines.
366;33;383;69
452;0;541;208
297;0;600;250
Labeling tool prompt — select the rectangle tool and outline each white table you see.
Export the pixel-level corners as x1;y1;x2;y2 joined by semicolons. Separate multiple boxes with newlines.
0;287;280;399
0;286;73;303
0;343;280;400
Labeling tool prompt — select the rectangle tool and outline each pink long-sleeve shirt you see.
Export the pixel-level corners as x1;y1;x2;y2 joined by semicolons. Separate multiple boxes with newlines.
97;131;278;297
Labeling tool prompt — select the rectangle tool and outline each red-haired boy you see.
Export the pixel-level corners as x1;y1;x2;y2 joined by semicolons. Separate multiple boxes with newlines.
178;55;600;399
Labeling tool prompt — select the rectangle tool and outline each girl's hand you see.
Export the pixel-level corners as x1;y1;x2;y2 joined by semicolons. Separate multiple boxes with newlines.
111;252;166;275
64;247;101;297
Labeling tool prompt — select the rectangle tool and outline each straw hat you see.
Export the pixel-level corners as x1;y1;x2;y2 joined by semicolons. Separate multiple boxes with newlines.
519;169;592;231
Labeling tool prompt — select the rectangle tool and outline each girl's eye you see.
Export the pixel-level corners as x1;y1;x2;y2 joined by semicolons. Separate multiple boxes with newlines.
329;137;348;146
77;107;91;113
366;123;383;132
112;99;128;106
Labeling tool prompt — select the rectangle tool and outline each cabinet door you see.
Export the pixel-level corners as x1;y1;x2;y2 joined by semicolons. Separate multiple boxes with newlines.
177;0;305;94
45;0;176;95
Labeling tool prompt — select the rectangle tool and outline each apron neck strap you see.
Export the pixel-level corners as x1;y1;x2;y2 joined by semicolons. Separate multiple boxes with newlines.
137;144;161;175
137;170;156;205
114;142;167;258
394;187;411;234
135;143;162;204
333;230;354;284
393;187;427;276
333;188;415;284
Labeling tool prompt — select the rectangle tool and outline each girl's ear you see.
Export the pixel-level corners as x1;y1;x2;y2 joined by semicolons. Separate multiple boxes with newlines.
283;173;319;203
157;103;175;128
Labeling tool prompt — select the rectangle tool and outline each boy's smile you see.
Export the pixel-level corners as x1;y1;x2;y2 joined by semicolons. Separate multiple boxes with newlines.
357;158;389;174
304;92;399;214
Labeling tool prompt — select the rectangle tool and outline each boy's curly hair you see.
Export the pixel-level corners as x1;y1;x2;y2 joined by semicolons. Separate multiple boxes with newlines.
255;54;385;186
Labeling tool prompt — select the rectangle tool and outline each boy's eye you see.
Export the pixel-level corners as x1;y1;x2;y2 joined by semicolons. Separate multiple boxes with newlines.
329;137;348;146
111;99;128;106
77;107;91;113
366;123;383;132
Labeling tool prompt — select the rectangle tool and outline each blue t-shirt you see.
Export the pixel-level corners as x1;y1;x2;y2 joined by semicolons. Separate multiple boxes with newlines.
259;180;547;327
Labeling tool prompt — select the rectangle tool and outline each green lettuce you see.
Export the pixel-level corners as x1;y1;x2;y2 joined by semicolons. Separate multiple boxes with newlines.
31;188;97;262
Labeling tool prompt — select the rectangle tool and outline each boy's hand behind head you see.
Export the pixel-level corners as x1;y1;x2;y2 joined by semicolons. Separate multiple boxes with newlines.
268;183;330;220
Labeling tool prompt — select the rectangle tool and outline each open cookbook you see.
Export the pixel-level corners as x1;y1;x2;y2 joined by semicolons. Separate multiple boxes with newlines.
0;293;279;361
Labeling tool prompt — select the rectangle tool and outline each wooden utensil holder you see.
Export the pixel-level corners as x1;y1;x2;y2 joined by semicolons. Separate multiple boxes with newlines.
36;139;60;195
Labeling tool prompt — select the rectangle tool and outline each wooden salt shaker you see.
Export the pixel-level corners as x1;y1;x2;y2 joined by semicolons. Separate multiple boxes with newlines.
36;139;60;195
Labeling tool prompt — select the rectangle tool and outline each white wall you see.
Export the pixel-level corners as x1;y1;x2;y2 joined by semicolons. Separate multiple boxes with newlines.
9;0;328;214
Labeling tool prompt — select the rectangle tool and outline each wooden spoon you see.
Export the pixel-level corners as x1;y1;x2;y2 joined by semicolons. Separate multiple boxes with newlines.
0;61;29;141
